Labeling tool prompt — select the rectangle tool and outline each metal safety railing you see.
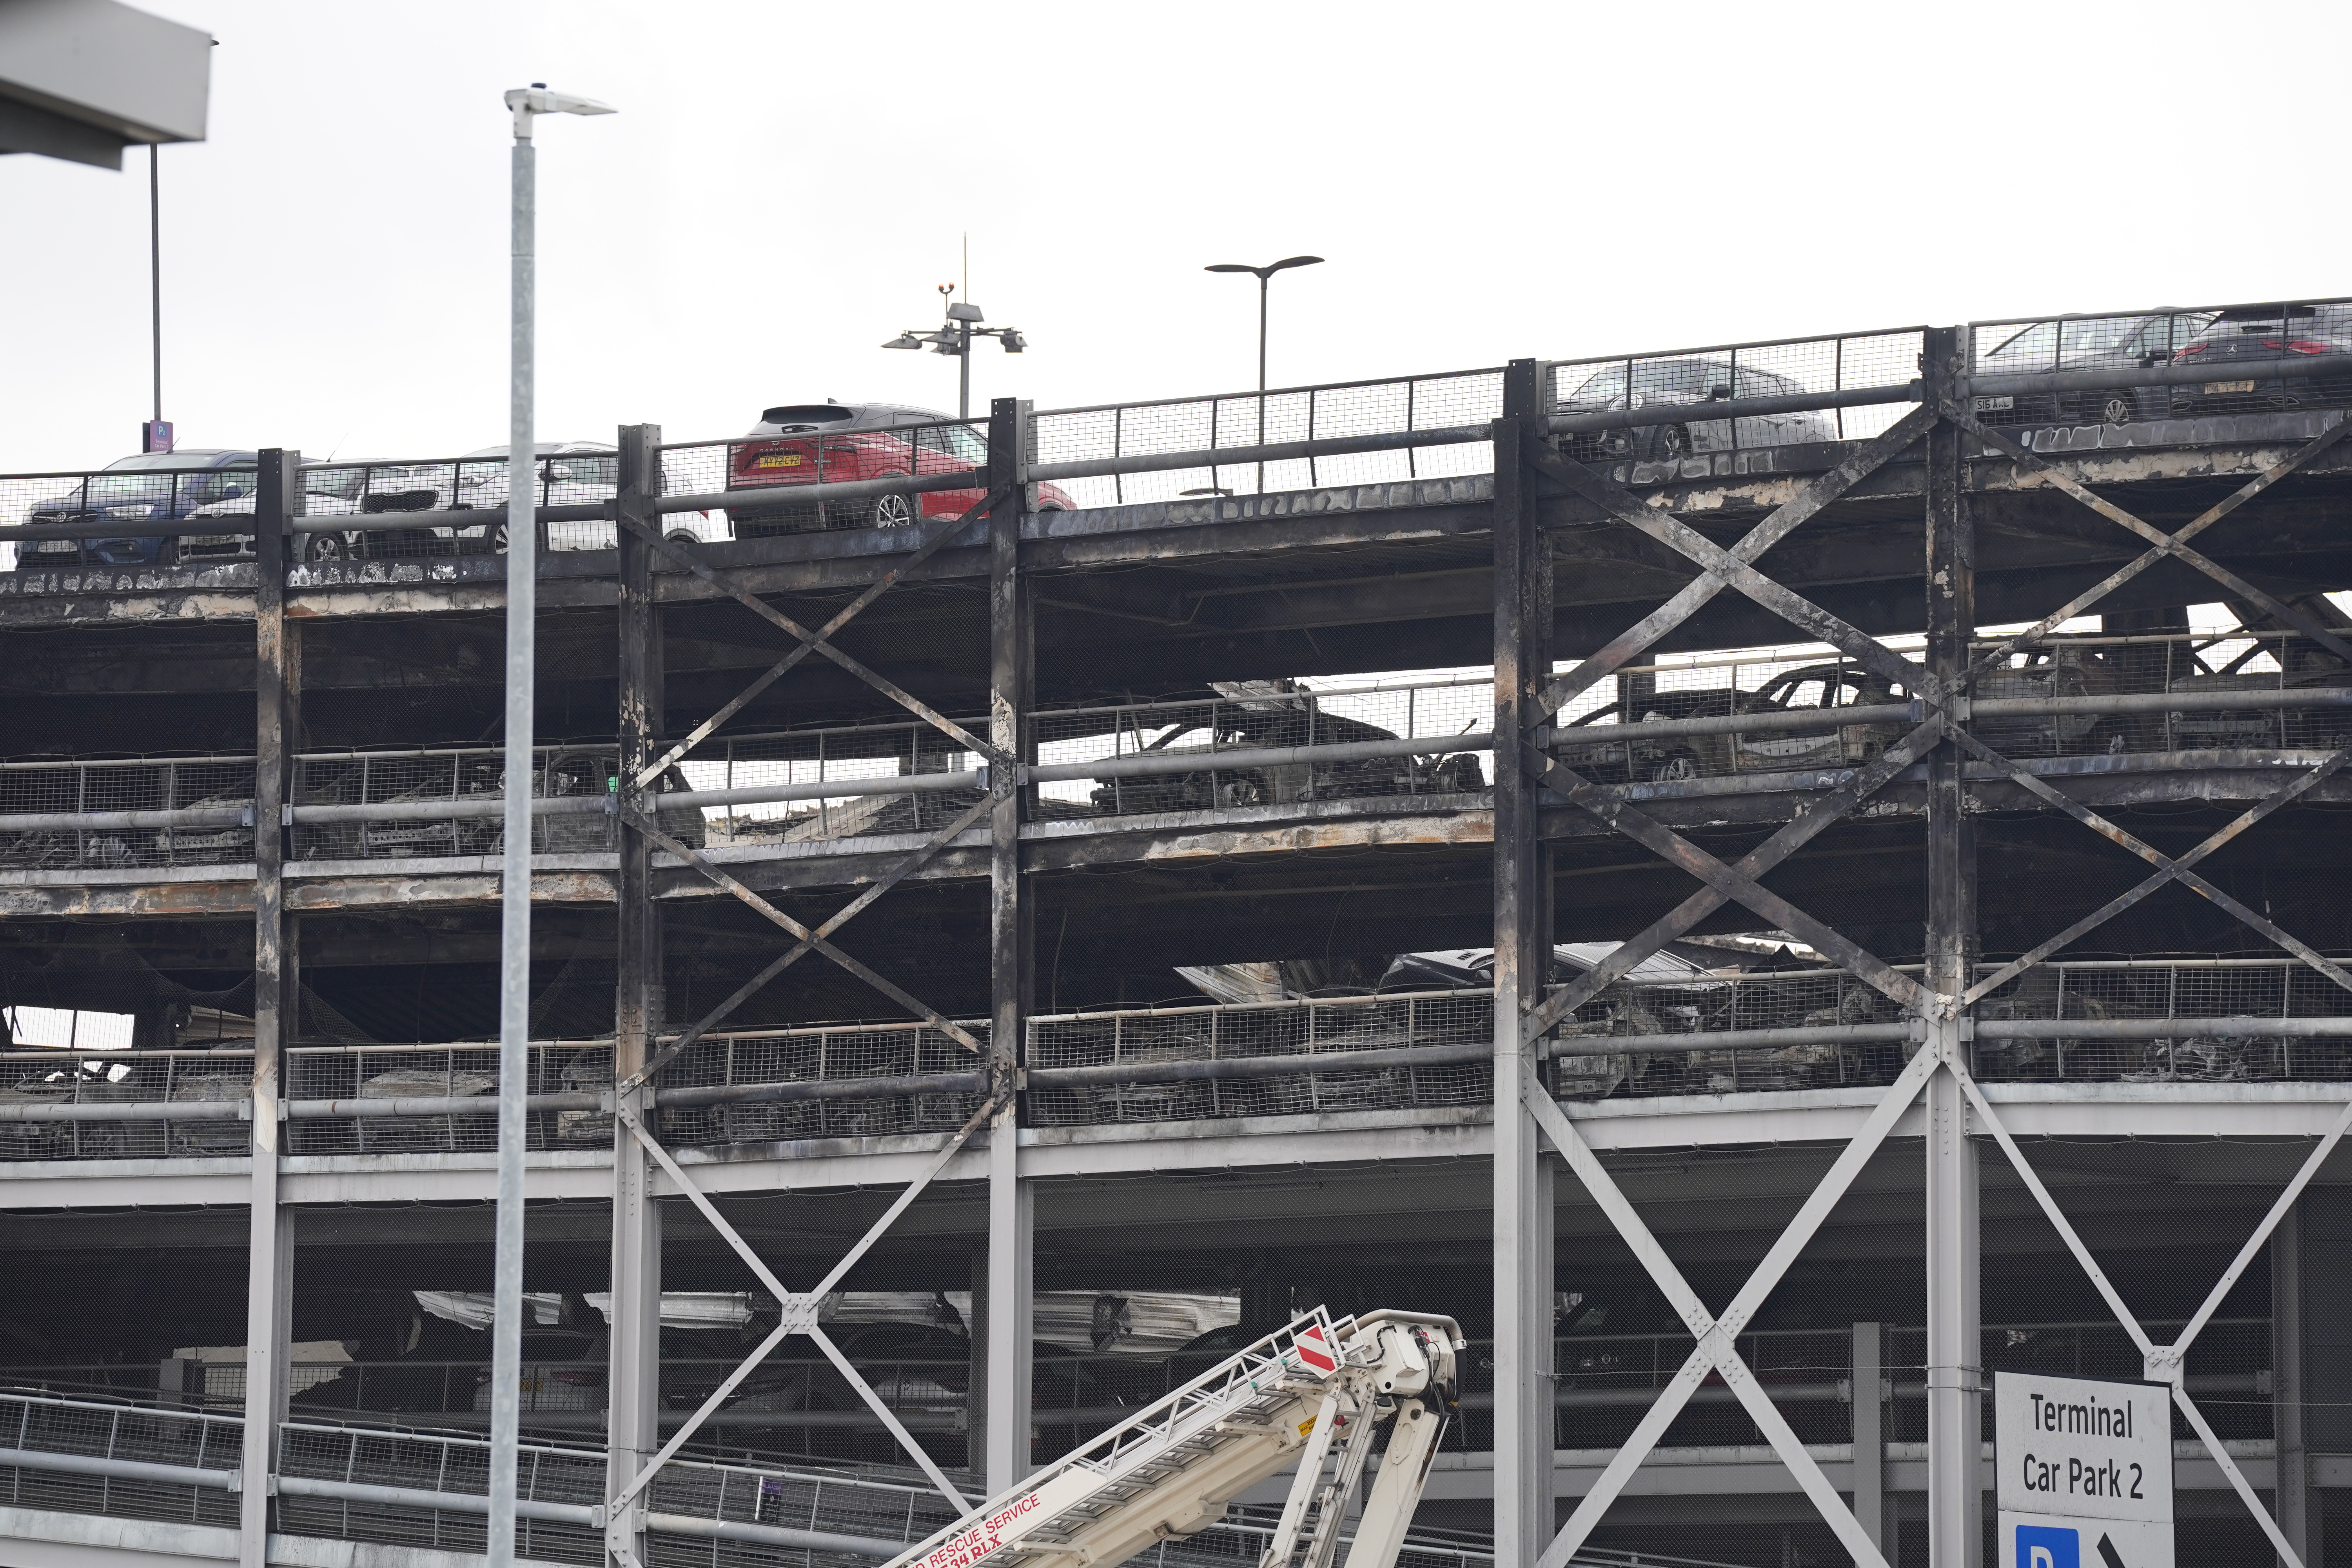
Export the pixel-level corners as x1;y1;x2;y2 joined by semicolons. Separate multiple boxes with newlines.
9;953;2352;1165
7;291;2350;578
0;1385;243;1531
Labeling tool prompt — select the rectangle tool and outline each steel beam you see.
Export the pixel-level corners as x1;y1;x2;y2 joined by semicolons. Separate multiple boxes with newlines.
2273;1202;2311;1568
1853;1321;1885;1554
238;447;299;1568
1492;363;1554;1568
607;423;663;1568
985;397;1035;1496
1920;330;1981;1568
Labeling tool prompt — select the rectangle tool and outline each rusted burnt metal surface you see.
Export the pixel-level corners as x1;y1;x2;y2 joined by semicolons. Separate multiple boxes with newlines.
0;754;2344;916
7;414;2351;630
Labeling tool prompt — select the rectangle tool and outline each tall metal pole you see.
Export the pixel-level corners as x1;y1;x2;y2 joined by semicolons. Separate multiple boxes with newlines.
490;114;537;1568
960;318;973;421
1255;277;1269;494
1257;273;1269;395
148;145;162;426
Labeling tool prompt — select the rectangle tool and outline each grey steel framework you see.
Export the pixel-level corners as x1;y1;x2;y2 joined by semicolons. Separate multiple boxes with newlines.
5;296;2352;1568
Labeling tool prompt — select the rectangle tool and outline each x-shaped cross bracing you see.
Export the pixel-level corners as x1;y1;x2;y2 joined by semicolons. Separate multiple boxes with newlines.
1506;420;1945;1043
606;489;1012;1087
1506;387;2352;1568
1526;1045;1945;1568
1956;1064;2350;1568
606;1093;1002;1520
1944;408;2352;690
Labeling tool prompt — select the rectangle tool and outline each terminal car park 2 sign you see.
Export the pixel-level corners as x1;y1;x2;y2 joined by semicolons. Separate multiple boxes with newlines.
1996;1371;2174;1568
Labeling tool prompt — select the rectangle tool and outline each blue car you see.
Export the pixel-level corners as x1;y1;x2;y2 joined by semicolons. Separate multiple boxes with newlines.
19;450;260;567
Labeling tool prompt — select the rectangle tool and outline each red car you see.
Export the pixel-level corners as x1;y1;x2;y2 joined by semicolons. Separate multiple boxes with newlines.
727;401;1071;536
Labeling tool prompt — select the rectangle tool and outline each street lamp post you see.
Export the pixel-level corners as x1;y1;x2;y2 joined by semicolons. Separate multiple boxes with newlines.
494;80;612;1568
1204;256;1322;489
883;285;1027;420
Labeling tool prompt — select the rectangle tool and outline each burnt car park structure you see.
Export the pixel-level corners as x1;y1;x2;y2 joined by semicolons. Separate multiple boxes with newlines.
13;299;2352;1568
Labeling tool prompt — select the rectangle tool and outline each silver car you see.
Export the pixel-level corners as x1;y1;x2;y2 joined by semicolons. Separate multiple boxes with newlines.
1556;357;1838;463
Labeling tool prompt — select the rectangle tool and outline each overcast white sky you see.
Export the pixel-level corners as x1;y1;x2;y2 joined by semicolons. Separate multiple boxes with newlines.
2;0;2343;472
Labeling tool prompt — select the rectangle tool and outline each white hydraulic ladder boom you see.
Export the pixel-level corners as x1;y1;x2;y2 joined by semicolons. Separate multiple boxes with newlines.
887;1309;1464;1568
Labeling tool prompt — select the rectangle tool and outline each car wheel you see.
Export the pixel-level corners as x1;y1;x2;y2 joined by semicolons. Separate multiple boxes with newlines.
305;532;356;564
1653;423;1690;461
867;492;916;528
155;537;179;566
490;521;509;555
1649;751;1699;783
2095;391;2136;427
664;531;700;547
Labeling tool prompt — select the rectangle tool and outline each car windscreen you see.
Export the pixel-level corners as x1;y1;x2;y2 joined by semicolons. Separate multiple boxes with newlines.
1560;359;1723;406
84;458;253;506
550;454;617;486
304;467;368;501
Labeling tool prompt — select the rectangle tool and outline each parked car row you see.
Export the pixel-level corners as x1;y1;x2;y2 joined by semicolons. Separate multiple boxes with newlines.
12;399;1064;568
1972;302;2352;428
1548;300;2352;468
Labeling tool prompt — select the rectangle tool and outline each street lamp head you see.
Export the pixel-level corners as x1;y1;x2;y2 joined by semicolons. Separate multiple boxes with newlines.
882;334;924;350
1206;256;1325;280
505;84;616;139
945;301;984;323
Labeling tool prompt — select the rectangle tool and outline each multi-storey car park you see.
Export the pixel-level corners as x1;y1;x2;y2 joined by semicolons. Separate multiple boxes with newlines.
5;302;2352;1568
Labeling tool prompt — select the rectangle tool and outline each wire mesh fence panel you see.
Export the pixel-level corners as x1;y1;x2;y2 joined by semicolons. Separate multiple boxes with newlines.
1030;678;1493;819
1548;1327;1855;1452
1972;960;2352;1083
1548;328;1924;465
283;1041;602;1154
0;1389;241;1528
647;1454;962;1568
1550;651;1912;789
667;417;991;542
0;754;257;871
0;461;261;573
655;1022;988;1145
675;722;986;849
1967;633;2352;763
1030;369;1503;510
293;745;638;863
1544;966;1908;1102
1025;991;1492;1127
276;1421;606;1564
1970;296;2352;427
0;1047;253;1161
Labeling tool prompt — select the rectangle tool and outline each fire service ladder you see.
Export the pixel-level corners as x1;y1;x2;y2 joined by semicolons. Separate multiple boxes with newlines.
887;1309;1465;1568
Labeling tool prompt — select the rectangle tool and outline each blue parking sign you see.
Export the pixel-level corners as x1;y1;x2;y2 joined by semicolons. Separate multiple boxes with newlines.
2016;1525;2080;1568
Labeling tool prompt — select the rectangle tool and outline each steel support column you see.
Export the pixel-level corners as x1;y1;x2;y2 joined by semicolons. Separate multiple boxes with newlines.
1921;331;1982;1568
984;396;1035;1495
1853;1321;1886;1554
2274;1201;2311;1568
1494;359;1555;1566
608;423;665;1568
240;447;299;1568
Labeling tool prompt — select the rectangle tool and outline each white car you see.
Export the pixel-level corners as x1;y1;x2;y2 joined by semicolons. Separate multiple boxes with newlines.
181;465;369;564
354;443;729;557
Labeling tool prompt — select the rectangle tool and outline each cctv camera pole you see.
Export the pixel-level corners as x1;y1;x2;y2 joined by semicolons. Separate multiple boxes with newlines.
960;315;972;421
490;91;537;1568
